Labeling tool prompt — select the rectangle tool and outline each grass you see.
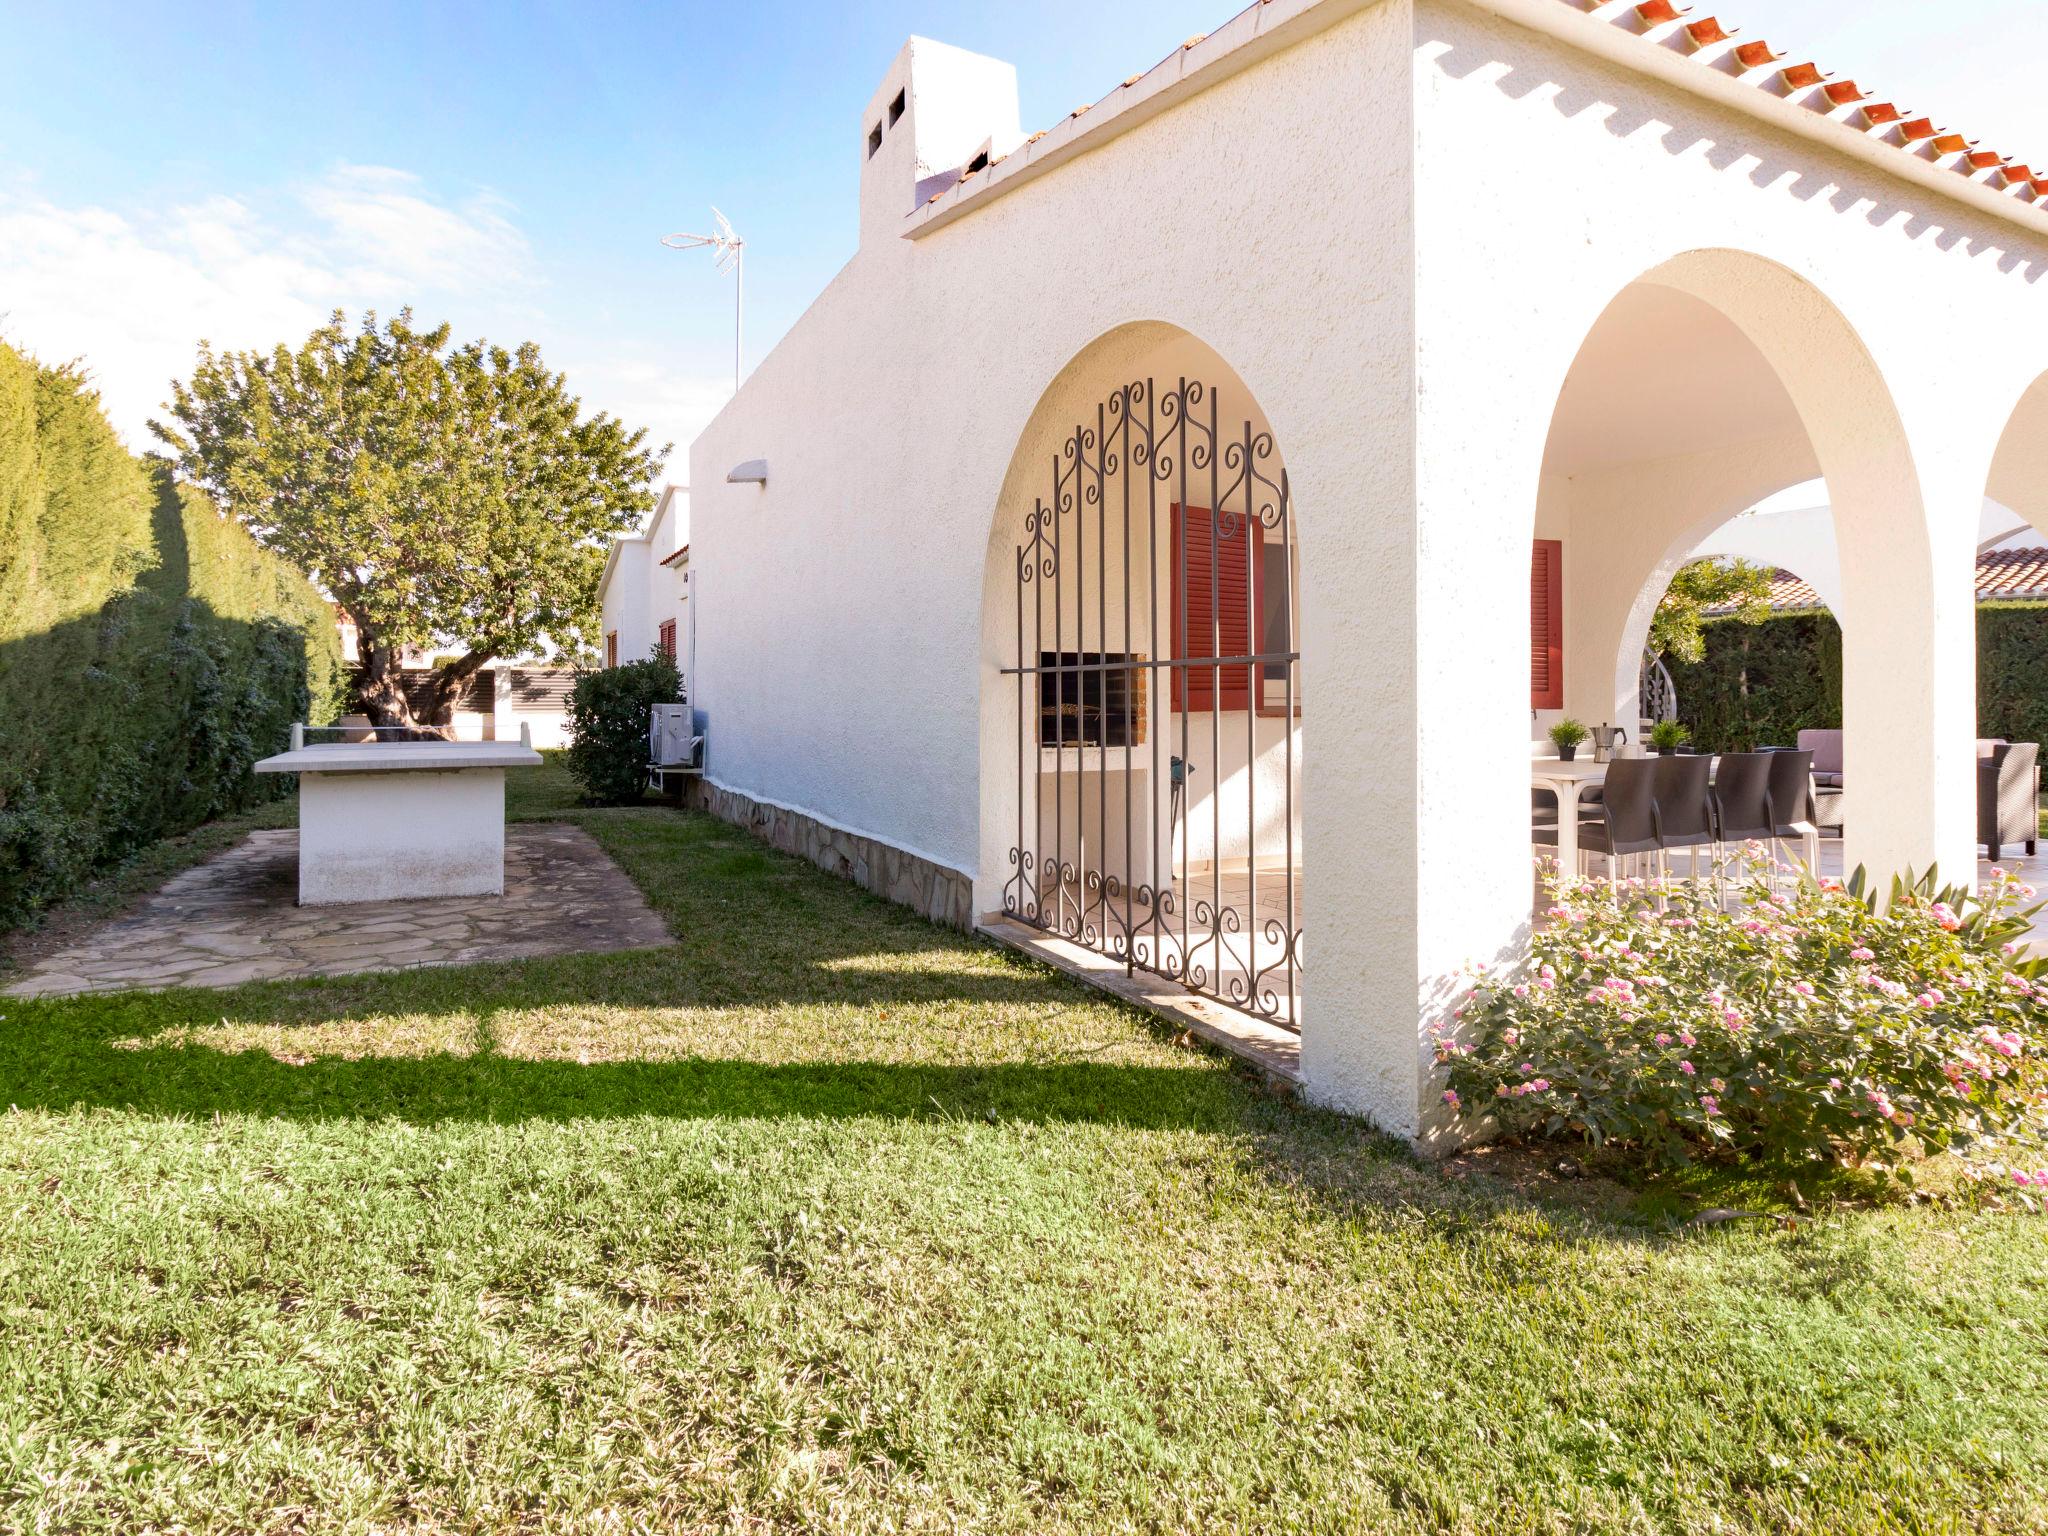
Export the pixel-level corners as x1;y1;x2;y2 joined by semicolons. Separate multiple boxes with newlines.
2;781;2046;1532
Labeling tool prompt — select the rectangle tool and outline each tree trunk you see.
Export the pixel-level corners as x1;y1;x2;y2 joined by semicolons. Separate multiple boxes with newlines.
415;649;496;732
353;635;414;729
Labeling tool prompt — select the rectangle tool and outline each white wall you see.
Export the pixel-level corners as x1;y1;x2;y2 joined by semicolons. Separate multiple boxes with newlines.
682;0;2048;1142
599;485;690;677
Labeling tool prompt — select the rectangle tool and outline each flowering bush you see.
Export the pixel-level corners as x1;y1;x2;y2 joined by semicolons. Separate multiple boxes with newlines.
1437;852;2048;1194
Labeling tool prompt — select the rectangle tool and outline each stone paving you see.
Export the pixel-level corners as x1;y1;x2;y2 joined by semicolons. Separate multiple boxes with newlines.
4;824;672;999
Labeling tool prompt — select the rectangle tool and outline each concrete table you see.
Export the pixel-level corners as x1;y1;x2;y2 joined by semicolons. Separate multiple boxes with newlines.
255;734;543;904
1531;756;1608;873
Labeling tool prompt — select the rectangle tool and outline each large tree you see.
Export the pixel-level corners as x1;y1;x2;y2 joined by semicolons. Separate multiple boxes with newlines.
1650;555;1776;665
154;310;665;727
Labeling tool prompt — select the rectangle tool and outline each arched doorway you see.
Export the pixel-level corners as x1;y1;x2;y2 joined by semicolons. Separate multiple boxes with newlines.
1524;250;1960;886
981;328;1304;1026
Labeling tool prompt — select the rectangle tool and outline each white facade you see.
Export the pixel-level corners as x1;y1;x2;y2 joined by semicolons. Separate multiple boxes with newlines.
683;0;2048;1143
599;483;692;688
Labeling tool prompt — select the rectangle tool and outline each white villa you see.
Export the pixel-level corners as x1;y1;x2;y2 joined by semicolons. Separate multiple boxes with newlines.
600;482;692;684
674;0;2048;1145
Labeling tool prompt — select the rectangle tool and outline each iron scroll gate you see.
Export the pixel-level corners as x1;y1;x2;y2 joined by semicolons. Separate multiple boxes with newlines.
1001;377;1303;1028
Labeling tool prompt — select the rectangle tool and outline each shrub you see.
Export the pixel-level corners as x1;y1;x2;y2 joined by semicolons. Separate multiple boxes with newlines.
1436;855;2048;1193
564;654;681;805
0;346;341;932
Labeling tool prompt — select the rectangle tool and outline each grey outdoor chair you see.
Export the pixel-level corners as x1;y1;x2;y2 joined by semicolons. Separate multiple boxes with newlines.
1711;752;1776;846
1536;757;1661;876
1652;754;1716;876
1979;741;2040;862
1764;748;1820;873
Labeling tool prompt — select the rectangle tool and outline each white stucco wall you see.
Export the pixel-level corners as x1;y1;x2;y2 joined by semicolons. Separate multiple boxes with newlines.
683;0;2048;1142
599;485;690;675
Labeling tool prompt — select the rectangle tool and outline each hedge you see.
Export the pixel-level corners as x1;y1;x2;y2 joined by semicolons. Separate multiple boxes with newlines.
1670;604;2048;753
0;344;344;931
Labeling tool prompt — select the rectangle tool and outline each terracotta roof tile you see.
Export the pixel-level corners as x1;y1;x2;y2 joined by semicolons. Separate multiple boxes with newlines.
1708;548;2048;615
919;0;2048;234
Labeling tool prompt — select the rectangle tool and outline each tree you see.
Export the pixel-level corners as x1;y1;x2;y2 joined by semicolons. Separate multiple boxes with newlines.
1650;556;1776;666
154;311;666;727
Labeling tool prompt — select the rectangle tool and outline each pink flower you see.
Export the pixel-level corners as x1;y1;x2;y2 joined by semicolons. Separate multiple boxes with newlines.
1442;1089;1460;1109
1930;902;1961;932
1793;981;1815;997
1723;1010;1746;1030
1709;1077;1726;1093
1678;1032;1696;1048
1529;1079;1550;1093
1654;1033;1671;1047
1679;1061;1696;1075
1519;1062;1535;1076
1916;993;1939;1010
1850;947;1874;962
1700;1095;1721;1116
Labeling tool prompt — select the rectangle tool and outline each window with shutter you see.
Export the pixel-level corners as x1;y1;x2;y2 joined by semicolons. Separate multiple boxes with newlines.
657;619;676;659
605;631;619;669
1172;503;1260;712
1530;538;1563;710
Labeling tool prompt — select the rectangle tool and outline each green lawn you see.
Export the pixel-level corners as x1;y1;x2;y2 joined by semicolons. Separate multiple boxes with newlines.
2;780;2045;1532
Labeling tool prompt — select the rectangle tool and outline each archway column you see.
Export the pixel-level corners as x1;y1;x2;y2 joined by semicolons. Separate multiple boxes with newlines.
1293;358;1541;1147
1831;441;1981;886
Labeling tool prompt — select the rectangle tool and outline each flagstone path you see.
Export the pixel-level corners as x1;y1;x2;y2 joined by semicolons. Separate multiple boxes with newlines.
4;824;670;999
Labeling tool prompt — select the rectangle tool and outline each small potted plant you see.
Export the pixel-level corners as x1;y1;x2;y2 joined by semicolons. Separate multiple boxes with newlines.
1649;719;1691;756
1548;718;1588;762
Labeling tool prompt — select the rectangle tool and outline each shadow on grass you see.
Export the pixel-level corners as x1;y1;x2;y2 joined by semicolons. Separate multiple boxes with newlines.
2;1023;1238;1129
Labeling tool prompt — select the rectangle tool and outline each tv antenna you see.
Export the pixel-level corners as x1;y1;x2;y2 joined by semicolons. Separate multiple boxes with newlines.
662;207;745;392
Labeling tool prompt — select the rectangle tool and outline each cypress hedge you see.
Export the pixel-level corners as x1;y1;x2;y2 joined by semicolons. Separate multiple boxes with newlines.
0;344;343;931
1670;604;2048;753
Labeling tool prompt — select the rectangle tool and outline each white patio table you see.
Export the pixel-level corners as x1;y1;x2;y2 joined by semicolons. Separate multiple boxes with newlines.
1531;755;1607;873
255;725;542;904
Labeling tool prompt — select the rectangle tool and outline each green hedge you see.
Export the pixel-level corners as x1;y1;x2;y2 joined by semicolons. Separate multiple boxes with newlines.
1670;604;2048;753
0;345;344;931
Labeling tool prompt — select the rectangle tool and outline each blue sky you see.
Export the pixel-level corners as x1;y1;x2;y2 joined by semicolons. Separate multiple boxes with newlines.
3;0;2043;481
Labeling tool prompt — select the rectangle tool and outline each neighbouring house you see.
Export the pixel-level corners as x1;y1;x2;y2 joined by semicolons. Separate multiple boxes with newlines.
678;0;2048;1144
334;612;578;748
599;483;692;687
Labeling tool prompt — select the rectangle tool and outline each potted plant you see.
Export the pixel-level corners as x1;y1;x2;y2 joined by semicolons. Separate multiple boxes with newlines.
1649;719;1691;756
1548;718;1588;762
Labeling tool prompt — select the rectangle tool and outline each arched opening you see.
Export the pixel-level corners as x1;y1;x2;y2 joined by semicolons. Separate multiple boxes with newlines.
977;324;1304;1025
1524;249;1958;889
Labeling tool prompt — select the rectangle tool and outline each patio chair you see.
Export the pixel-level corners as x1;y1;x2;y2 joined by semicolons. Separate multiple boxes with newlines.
1537;757;1660;878
1651;753;1715;879
1797;728;1844;834
1711;752;1775;848
1766;748;1820;873
1979;741;2039;862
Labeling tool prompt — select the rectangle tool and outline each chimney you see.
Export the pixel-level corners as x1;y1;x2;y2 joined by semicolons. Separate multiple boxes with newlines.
859;37;1022;249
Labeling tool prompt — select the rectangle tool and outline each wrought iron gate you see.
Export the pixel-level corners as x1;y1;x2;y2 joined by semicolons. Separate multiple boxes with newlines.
1002;377;1303;1028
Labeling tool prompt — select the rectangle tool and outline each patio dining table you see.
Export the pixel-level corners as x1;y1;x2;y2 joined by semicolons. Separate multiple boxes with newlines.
1531;756;1609;873
1530;754;1820;874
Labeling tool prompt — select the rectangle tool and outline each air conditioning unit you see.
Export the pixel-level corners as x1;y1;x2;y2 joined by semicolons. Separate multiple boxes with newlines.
649;703;703;771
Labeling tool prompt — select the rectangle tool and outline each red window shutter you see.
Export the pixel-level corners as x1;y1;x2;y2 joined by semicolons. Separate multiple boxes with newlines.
1172;504;1259;712
605;631;619;668
1530;539;1563;710
657;619;676;659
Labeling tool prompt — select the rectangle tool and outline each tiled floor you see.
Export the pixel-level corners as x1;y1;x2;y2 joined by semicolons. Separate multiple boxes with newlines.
4;824;672;999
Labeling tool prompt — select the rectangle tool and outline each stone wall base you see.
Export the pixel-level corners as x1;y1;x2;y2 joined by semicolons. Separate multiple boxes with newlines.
682;779;973;929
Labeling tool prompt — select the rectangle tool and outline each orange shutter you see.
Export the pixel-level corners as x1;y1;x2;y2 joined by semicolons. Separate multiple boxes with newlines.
1530;539;1563;710
657;619;676;659
605;631;619;668
1172;504;1259;712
